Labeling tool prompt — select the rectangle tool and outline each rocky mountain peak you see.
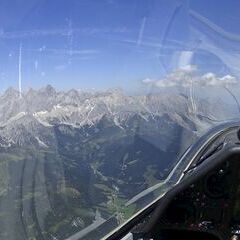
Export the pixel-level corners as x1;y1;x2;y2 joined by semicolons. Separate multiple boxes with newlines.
39;84;56;95
2;87;20;99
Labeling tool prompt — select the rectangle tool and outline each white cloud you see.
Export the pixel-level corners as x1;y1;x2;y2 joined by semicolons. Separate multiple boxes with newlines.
200;73;218;86
200;73;237;87
142;65;196;88
142;66;238;89
142;78;156;84
220;75;237;85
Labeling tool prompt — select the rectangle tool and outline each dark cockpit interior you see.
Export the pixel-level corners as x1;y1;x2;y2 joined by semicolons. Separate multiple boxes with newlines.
148;155;240;240
106;124;240;240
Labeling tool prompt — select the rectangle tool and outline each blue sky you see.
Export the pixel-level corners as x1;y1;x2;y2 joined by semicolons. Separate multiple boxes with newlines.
0;0;240;92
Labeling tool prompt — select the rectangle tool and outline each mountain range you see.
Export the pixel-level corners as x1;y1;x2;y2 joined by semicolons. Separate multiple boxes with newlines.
0;85;234;149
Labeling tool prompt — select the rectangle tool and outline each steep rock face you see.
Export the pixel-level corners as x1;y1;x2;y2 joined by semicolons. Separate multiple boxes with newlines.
0;114;56;148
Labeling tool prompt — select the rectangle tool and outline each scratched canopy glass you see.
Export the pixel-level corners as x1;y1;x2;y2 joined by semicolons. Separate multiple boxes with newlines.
0;0;239;240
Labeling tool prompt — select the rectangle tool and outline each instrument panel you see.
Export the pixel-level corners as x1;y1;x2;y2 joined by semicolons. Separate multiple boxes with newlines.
153;156;240;240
